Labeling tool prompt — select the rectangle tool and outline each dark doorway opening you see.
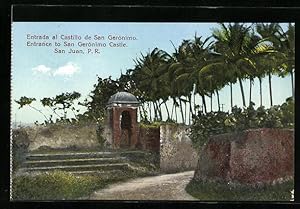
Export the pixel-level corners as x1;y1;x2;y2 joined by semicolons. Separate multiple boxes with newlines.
120;111;132;148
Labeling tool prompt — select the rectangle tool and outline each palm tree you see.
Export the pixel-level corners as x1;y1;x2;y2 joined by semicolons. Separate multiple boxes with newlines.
133;48;172;121
256;23;284;106
168;40;194;123
251;55;268;106
276;23;295;98
170;36;214;117
211;23;255;107
209;23;275;107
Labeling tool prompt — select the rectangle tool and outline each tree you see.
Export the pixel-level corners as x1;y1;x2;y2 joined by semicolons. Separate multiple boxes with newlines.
256;23;283;106
85;76;119;122
211;23;274;107
132;48;172;121
41;91;81;122
275;23;295;98
15;96;50;123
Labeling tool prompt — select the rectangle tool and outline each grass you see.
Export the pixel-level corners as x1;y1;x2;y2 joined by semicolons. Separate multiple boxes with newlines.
12;167;155;200
185;179;294;201
12;150;160;200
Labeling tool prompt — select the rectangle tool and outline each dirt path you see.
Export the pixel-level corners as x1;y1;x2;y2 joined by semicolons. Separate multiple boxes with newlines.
89;171;197;200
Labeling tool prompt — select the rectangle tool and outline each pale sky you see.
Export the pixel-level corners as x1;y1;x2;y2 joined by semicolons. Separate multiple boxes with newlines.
11;22;292;124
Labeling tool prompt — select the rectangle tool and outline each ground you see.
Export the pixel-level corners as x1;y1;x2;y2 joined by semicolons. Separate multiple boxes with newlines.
89;171;197;200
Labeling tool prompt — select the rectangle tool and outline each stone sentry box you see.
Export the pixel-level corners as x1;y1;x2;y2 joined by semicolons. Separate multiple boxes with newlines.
105;92;140;149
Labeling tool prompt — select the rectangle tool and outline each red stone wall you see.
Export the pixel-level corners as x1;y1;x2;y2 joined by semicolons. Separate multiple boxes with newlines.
194;139;231;180
137;126;160;152
194;128;294;185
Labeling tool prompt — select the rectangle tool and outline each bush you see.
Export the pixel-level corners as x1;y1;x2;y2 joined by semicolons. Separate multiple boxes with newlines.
12;171;104;200
12;129;30;171
190;98;294;149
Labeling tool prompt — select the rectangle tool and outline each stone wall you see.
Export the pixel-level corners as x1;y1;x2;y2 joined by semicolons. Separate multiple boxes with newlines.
194;128;294;186
160;124;198;173
138;126;160;152
14;123;100;151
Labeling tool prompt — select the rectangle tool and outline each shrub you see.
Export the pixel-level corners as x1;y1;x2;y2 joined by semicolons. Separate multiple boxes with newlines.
12;171;104;200
190;98;294;149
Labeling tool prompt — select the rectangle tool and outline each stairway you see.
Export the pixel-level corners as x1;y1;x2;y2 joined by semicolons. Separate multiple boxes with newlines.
19;150;150;175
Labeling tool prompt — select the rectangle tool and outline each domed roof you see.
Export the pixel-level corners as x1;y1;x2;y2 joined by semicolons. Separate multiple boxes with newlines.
107;91;139;105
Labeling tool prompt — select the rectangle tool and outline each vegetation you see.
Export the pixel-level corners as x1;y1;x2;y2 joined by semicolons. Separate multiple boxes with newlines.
190;97;294;148
12;151;159;200
15;23;294;126
15;91;82;125
12;170;134;200
186;179;294;201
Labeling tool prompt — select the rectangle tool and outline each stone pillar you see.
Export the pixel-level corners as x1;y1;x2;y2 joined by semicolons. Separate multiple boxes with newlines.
112;107;121;148
129;108;138;148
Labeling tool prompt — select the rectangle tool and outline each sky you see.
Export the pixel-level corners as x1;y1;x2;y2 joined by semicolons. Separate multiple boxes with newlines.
11;22;293;124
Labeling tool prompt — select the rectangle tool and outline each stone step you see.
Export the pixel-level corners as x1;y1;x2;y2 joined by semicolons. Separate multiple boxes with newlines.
25;163;129;172
23;157;127;168
26;152;120;161
70;170;121;176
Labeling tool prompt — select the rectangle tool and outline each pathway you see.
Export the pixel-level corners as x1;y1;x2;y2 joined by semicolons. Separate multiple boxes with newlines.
89;171;197;200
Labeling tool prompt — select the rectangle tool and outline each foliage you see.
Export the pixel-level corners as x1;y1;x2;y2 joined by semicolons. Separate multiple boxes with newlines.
83;76;119;123
96;123;105;148
190;98;294;149
16;23;294;126
15;96;36;108
15;92;82;125
41;91;81;122
185;179;294;201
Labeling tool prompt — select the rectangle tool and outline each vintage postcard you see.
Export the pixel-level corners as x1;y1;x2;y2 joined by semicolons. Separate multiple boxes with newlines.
11;13;295;201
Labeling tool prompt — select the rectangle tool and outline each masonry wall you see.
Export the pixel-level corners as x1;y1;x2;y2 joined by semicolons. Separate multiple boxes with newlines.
194;128;294;186
14;123;100;151
138;126;160;152
160;124;198;173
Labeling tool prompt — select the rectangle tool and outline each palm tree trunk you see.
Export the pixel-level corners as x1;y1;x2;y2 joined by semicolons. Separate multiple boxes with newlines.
249;78;253;106
171;101;175;120
230;83;233;110
184;96;188;124
268;72;273;106
153;101;158;120
148;102;152;122
173;97;178;122
201;94;207;114
179;98;185;123
210;93;213;112
193;92;196;113
141;104;147;121
238;78;246;107
188;95;193;125
291;71;295;98
138;106;143;121
175;104;178;122
259;77;263;107
216;90;220;111
164;102;170;120
157;101;162;120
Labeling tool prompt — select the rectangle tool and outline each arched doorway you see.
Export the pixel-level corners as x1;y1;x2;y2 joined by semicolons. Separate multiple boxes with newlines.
120;111;132;148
